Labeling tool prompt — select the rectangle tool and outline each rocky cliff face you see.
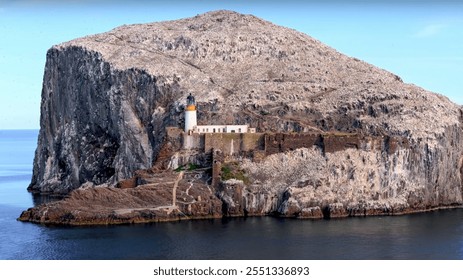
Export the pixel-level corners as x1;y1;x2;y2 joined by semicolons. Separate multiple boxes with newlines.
220;132;463;218
30;8;463;221
30;47;175;193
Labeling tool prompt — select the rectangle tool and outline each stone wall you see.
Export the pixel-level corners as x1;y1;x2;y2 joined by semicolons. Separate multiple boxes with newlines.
183;134;205;150
264;132;409;155
384;136;410;155
322;133;360;153
165;128;411;175
204;133;264;155
265;133;322;155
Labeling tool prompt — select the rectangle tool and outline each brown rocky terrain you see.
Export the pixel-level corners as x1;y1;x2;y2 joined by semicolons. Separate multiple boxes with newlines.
20;170;222;225
21;10;463;225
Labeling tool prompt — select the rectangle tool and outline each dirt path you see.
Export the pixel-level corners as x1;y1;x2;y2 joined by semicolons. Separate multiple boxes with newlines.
113;171;184;215
172;171;184;206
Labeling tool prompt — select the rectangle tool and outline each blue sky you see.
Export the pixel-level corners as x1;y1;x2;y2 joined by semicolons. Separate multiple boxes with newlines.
0;0;462;129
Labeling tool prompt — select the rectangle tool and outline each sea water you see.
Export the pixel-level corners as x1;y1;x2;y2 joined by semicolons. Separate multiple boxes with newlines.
1;129;463;260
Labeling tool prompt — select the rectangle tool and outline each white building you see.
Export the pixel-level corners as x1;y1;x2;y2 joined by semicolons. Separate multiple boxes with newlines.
193;125;256;134
184;94;256;134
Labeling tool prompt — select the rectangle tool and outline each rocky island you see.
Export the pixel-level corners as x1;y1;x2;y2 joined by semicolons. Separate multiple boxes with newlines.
19;10;463;225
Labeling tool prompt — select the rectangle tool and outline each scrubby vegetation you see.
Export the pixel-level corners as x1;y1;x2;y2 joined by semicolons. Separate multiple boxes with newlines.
221;162;250;185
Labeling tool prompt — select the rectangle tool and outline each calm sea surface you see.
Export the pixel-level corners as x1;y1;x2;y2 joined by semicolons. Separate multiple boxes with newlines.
1;129;463;260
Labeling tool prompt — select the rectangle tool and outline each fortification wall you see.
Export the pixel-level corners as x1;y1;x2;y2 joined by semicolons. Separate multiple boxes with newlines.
183;134;204;150
167;127;409;161
265;133;322;155
263;132;409;155
204;133;264;155
322;133;360;153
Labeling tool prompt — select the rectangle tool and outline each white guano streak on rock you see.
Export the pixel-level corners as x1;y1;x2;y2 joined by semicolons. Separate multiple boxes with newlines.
120;99;152;163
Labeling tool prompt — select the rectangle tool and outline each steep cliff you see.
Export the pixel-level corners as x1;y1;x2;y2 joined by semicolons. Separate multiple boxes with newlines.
29;9;463;222
221;133;463;218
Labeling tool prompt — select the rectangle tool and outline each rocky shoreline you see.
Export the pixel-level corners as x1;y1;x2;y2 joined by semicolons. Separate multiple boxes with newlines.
18;186;463;226
18;164;463;226
20;170;222;225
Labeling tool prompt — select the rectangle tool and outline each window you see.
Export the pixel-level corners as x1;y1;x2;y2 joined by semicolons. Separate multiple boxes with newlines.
238;128;242;133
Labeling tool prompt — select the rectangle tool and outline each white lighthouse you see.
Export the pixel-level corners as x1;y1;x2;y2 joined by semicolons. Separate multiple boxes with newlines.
184;93;197;133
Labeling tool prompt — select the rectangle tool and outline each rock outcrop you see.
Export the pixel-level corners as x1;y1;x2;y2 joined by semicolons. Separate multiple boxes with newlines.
24;10;463;224
20;170;222;225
